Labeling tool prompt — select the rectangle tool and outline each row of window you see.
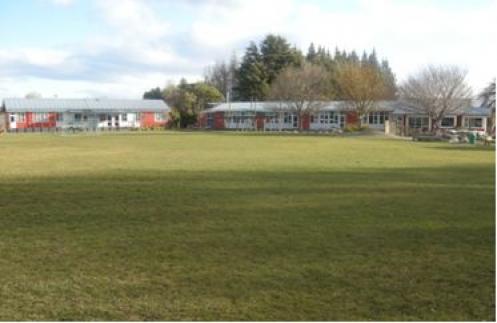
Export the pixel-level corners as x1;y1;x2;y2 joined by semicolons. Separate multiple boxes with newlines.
407;116;482;129
10;113;166;123
361;112;388;125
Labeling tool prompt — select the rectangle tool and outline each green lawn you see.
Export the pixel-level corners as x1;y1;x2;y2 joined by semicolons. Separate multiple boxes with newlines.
0;132;494;320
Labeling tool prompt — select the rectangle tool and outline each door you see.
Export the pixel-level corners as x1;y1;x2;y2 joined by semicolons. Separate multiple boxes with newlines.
292;115;298;128
9;114;16;129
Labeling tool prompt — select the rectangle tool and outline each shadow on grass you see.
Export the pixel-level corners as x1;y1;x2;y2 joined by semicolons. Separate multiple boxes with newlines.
0;164;494;321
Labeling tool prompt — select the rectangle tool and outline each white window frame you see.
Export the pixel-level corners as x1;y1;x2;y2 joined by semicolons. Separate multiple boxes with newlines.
33;112;49;122
17;113;26;122
154;112;165;121
364;112;386;125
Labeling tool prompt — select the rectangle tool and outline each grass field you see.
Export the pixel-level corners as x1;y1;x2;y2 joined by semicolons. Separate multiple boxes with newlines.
0;132;494;320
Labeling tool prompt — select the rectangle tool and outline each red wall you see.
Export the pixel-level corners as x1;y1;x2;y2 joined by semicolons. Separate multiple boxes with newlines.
13;112;57;129
302;113;310;130
214;112;224;129
346;111;359;126
140;112;168;128
256;114;265;130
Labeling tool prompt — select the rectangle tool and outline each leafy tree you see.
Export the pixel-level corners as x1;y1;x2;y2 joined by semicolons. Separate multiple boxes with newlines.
191;82;224;111
162;81;223;128
143;87;163;100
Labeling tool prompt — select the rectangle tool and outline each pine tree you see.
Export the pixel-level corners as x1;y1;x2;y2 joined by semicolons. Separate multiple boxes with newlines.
236;42;269;101
306;42;317;63
380;59;397;99
367;49;379;68
260;34;301;84
349;50;359;64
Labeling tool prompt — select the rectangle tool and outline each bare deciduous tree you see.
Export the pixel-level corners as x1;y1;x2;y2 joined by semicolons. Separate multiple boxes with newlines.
268;62;331;130
335;62;388;125
400;65;472;132
204;53;238;101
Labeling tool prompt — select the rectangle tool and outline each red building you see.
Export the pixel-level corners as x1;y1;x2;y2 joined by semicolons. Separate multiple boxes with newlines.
1;98;170;132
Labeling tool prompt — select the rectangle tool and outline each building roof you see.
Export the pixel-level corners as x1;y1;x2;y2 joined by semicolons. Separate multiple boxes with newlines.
205;100;491;117
205;100;403;113
392;99;491;116
2;98;170;113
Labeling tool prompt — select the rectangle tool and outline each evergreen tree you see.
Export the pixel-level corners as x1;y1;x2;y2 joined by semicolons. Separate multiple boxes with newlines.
143;87;163;100
380;59;397;99
349;50;359;64
306;42;317;63
260;34;301;84
360;51;368;66
236;42;269;100
367;49;379;68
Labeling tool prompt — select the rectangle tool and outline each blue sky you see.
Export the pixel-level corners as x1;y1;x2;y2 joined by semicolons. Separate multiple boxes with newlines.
0;0;495;100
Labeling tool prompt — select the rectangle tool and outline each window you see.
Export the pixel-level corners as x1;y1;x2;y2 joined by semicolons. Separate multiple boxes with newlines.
284;112;296;124
320;112;330;124
33;113;48;122
155;112;165;121
366;112;386;125
56;113;63;122
99;114;107;122
315;112;341;125
74;113;82;122
265;113;279;124
465;117;483;128
408;116;429;129
441;117;455;128
17;113;25;122
207;113;213;127
121;114;128;122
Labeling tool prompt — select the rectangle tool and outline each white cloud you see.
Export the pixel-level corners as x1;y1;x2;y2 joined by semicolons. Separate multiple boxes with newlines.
96;0;171;39
1;0;495;101
51;0;74;7
187;0;495;90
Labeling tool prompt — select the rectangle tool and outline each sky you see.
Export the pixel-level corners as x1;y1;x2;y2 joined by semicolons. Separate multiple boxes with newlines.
0;0;495;101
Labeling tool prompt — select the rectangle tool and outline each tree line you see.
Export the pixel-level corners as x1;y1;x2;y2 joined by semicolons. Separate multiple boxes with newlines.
205;34;397;101
144;33;494;133
143;34;398;128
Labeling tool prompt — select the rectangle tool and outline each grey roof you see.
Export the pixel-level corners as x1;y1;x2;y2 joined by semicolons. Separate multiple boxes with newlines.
205;100;492;117
2;98;169;113
205;100;401;113
392;99;491;116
